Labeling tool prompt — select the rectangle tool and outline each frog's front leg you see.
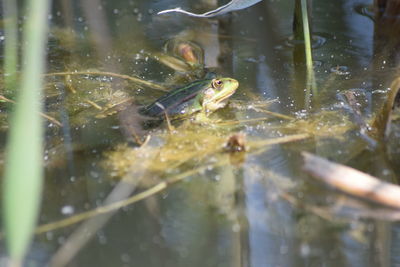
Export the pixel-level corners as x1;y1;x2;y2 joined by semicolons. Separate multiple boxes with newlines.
203;101;228;113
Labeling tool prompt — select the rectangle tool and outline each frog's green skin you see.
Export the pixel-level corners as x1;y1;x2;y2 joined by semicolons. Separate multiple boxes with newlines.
139;77;239;121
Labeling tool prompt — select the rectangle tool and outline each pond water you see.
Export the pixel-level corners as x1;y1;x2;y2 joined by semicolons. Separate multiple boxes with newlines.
2;0;400;266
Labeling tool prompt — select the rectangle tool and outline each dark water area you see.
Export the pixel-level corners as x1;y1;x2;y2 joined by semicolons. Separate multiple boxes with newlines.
1;0;400;266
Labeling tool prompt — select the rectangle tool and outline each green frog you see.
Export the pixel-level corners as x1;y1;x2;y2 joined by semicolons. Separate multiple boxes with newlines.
118;76;238;141
140;76;239;121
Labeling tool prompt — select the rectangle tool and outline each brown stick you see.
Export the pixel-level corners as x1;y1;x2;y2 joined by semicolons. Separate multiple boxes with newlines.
45;71;168;92
302;152;400;209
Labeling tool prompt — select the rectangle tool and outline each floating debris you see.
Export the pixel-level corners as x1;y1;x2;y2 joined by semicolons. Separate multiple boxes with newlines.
158;0;263;18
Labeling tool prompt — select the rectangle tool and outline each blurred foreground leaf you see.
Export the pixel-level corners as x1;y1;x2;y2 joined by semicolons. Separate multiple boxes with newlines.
2;0;50;262
2;0;18;92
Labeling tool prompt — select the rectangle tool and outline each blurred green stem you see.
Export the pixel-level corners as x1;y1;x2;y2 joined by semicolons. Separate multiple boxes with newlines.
3;0;18;91
3;0;50;262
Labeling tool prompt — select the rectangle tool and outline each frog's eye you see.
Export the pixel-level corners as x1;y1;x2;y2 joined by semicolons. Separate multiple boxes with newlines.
212;79;223;89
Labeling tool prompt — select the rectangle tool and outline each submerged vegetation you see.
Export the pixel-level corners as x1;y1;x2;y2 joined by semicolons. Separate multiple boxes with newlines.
2;0;400;266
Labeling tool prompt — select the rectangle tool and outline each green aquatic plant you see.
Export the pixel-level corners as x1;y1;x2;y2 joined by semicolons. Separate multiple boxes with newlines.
2;0;18;92
293;0;317;107
300;0;317;100
2;0;50;265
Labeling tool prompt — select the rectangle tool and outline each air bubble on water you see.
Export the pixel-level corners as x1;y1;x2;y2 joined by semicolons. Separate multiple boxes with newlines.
300;243;311;257
61;205;75;215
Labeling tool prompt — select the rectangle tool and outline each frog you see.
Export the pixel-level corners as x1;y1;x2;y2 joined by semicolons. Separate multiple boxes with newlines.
139;76;239;121
117;75;238;142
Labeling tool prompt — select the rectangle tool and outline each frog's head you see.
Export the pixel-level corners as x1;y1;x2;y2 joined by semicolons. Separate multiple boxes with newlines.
201;78;239;113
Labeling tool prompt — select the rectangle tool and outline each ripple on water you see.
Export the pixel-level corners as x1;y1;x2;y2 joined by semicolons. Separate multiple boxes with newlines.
275;33;329;50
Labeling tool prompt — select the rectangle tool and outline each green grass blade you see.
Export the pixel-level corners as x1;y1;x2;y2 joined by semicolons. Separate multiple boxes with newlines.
301;0;313;76
301;0;317;104
2;0;50;261
2;0;18;92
